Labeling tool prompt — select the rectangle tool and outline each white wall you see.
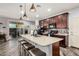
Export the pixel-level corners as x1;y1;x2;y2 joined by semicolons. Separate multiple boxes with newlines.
68;7;79;48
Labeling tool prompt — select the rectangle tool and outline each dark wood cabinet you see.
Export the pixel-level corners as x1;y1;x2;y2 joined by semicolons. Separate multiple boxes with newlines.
51;35;68;48
55;13;68;29
52;42;60;56
39;13;68;29
39;20;44;27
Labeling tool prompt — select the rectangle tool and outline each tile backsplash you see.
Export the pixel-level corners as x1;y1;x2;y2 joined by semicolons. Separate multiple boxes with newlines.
51;29;69;34
57;29;69;34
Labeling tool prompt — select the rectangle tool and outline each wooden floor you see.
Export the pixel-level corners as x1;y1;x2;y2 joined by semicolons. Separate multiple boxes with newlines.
60;47;79;56
0;38;19;56
0;38;79;56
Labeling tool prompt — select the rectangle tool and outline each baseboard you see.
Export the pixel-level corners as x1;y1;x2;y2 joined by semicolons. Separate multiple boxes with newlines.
71;46;79;49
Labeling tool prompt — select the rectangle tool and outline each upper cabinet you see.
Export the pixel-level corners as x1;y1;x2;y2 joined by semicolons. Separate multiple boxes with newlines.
39;13;68;29
55;13;68;29
39;19;49;28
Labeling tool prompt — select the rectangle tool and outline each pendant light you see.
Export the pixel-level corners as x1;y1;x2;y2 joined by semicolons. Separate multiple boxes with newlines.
20;16;22;20
19;5;23;20
30;3;36;12
23;4;27;17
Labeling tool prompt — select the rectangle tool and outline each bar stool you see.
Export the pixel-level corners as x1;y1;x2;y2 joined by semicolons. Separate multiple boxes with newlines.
29;48;46;56
18;39;28;56
22;43;35;56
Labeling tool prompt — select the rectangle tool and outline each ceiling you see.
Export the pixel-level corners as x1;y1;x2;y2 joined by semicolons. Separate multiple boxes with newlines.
0;3;79;21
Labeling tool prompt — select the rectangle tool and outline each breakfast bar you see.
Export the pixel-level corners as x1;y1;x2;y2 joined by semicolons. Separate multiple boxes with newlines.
21;34;63;56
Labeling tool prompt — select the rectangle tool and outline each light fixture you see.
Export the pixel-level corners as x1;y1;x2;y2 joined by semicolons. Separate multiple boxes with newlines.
23;4;27;17
20;17;22;20
19;3;40;20
20;5;24;14
36;15;39;18
30;3;36;12
48;8;51;12
19;5;23;20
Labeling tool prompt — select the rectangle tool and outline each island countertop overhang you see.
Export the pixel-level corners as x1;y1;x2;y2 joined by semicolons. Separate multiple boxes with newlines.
21;34;63;46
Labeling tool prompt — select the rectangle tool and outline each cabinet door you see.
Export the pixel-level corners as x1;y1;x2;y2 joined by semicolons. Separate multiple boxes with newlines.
39;20;44;27
69;17;79;48
56;13;68;29
49;18;55;24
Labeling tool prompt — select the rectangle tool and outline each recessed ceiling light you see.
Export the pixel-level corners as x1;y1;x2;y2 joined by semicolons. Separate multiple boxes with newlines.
48;8;51;12
36;15;39;18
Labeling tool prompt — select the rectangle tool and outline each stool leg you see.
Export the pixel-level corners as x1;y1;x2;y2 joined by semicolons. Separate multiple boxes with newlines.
22;46;25;56
23;49;26;56
18;42;23;56
23;49;29;56
29;52;32;56
18;42;21;56
26;51;30;56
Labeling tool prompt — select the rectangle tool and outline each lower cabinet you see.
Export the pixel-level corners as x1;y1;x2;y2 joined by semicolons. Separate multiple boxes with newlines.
51;35;68;48
52;42;60;56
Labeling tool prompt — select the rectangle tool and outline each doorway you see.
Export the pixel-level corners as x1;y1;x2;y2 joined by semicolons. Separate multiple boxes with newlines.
9;22;24;38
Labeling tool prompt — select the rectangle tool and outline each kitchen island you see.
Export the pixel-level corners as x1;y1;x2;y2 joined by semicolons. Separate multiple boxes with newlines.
21;34;63;56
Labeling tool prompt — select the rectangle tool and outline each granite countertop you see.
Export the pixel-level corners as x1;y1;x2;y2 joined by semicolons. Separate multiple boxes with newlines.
21;34;62;46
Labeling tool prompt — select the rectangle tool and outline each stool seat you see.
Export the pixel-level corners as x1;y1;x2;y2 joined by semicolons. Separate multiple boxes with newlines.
29;48;46;56
19;39;28;44
22;43;35;50
21;41;28;44
18;38;25;42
